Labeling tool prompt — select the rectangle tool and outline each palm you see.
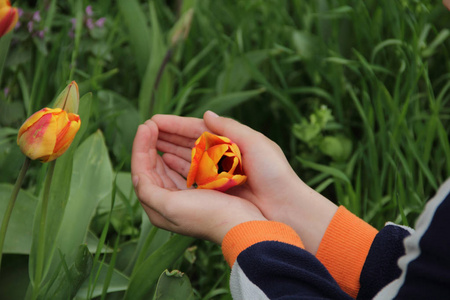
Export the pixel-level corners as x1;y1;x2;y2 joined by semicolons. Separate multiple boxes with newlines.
150;114;299;219
131;120;186;191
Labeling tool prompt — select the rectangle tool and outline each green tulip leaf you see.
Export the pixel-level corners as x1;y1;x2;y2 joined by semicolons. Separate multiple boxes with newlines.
124;235;195;300
44;131;113;281
0;183;38;254
153;270;194;300
41;244;93;300
75;261;130;299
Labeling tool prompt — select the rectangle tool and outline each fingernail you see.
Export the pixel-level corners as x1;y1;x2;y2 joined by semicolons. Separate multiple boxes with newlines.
132;175;139;188
206;110;219;118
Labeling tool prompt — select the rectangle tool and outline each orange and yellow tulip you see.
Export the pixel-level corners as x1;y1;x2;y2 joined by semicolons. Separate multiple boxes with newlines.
17;108;81;162
187;132;247;192
0;0;18;38
17;81;81;163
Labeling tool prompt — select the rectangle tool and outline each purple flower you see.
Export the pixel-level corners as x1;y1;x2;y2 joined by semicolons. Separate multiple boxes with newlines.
70;18;77;29
38;30;45;39
86;18;94;30
95;17;106;28
15;21;21;29
18;8;24;18
33;11;41;22
4;88;10;97
85;5;93;16
27;21;33;32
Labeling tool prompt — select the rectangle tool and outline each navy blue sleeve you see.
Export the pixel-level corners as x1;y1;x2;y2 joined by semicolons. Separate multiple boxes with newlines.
234;241;353;299
357;224;412;299
394;191;450;299
374;179;450;299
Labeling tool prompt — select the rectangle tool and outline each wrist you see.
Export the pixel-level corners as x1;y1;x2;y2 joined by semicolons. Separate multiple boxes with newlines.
277;177;338;254
212;213;267;245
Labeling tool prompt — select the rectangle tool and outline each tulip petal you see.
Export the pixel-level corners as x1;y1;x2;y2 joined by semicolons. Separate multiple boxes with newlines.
203;132;231;148
229;142;242;162
186;134;206;187
225;156;239;174
195;151;220;185
0;5;18;37
198;174;247;192
50;113;81;161
17;108;55;141
17;108;81;162
206;144;229;165
18;113;57;161
231;174;247;186
187;131;247;191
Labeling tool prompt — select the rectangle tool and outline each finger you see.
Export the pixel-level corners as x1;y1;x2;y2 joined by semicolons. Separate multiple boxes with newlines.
162;153;191;178
158;131;197;148
163;163;188;189
131;121;159;176
152;114;208;139
156;139;192;161
155;157;178;190
203;111;261;148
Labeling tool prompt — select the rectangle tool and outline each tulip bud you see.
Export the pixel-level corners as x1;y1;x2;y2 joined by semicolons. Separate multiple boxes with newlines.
187;132;247;192
17;108;81;163
53;81;79;114
0;0;19;38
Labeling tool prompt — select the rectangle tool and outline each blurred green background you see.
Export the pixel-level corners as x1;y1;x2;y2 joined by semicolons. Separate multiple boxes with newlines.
0;0;449;299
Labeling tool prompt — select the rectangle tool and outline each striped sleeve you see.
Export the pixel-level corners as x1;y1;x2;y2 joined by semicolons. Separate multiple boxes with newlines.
222;221;353;299
316;206;414;299
317;179;450;299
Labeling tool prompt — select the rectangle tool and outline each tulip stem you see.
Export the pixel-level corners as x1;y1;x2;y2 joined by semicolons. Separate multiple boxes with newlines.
0;157;31;272
32;160;56;300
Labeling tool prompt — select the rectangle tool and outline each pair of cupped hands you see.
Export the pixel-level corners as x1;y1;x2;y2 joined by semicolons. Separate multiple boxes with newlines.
131;111;337;254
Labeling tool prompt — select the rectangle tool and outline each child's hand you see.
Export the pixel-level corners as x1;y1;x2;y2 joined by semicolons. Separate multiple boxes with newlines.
151;111;337;254
131;120;266;244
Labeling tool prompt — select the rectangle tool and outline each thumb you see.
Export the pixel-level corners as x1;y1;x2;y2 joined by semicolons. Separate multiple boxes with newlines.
203;111;258;146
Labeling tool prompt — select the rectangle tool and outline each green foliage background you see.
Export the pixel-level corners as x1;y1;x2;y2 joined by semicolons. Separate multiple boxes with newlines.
0;0;449;299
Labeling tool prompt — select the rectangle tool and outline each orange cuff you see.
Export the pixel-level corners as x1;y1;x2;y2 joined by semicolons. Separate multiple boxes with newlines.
316;206;378;299
222;220;304;267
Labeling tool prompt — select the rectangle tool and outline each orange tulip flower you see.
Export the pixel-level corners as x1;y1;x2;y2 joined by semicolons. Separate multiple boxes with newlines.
17;108;81;162
187;132;247;192
0;0;18;38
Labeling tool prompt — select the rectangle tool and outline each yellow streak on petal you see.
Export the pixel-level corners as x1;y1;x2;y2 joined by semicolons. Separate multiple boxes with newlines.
229;142;242;161
198;174;247;192
49;113;81;161
18;112;57;161
197;177;230;190
228;156;239;174
17;108;54;142
187;134;206;187
203;132;231;149
231;174;247;186
206;144;229;165
195;151;219;186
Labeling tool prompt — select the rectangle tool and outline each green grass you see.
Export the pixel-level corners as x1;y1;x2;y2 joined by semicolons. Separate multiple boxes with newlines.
0;0;449;299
